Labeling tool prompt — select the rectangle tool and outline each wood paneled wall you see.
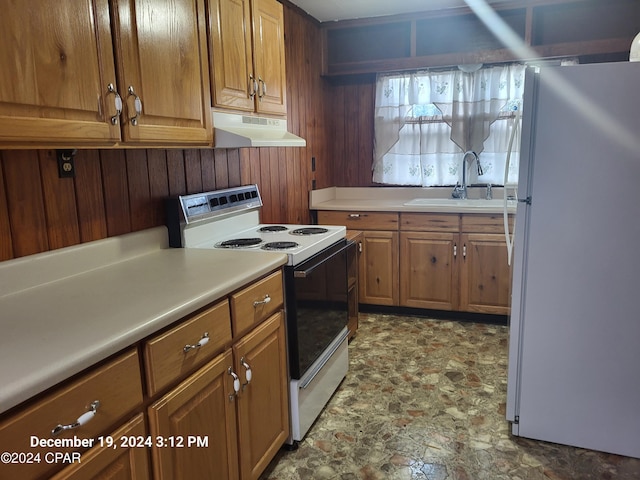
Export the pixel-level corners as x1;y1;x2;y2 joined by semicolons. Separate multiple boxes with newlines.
0;4;329;262
326;77;376;188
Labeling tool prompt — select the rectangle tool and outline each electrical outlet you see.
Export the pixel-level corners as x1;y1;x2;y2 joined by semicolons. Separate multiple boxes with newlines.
56;149;76;178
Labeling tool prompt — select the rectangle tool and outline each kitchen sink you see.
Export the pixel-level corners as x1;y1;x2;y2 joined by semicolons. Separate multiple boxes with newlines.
401;198;517;212
403;198;507;208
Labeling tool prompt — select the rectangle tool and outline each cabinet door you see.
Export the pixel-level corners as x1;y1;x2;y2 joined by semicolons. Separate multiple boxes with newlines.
50;414;150;480
209;0;255;112
148;350;239;480
0;0;121;146
359;231;399;306
459;233;512;315
251;0;287;115
400;232;458;310
111;0;212;145
233;311;289;480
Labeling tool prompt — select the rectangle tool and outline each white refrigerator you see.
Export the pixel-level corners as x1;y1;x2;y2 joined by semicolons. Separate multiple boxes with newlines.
506;61;640;459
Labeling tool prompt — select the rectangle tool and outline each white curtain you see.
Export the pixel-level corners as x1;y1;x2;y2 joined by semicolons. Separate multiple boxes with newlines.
373;64;525;186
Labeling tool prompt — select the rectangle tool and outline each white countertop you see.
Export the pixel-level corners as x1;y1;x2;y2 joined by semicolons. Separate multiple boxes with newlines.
0;227;287;414
310;187;517;214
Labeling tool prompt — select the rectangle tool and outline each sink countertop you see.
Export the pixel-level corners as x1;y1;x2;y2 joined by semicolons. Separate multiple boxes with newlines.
310;187;517;214
0;227;287;414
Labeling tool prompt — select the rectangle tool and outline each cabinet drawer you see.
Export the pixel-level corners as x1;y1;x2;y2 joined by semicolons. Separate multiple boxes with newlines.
401;213;459;232
461;213;513;233
318;211;399;230
145;300;232;395
0;349;143;480
231;270;283;337
49;414;150;480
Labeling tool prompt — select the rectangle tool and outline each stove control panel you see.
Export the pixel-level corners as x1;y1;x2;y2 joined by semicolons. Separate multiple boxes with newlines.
179;185;262;223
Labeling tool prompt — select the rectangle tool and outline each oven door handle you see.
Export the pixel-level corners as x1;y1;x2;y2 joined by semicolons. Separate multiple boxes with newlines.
293;241;353;278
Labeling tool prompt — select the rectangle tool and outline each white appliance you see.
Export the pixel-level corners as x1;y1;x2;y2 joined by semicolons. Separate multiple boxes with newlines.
165;185;350;446
506;62;640;459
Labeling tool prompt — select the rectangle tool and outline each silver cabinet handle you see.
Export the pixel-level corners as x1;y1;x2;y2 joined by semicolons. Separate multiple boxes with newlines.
257;76;266;101
183;332;209;353
228;367;240;401
107;84;122;125
249;74;258;99
240;357;252;390
253;294;271;307
259;77;267;96
127;86;143;126
453;243;457;258
52;401;100;436
463;244;467;259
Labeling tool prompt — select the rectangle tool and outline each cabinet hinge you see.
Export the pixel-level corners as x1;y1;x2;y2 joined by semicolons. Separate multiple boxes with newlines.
514;415;520;424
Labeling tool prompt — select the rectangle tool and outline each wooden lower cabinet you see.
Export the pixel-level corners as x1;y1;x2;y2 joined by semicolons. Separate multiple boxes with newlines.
148;311;288;480
234;312;289;480
359;230;399;306
0;349;143;480
400;231;458;310
318;210;512;314
50;414;150;480
148;350;239;480
400;214;513;314
346;231;362;339
459;233;512;315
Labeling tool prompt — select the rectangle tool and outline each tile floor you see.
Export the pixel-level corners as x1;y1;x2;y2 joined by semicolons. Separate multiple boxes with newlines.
260;313;640;480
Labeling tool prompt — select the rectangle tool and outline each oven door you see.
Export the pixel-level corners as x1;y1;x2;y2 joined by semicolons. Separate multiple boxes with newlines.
285;239;353;379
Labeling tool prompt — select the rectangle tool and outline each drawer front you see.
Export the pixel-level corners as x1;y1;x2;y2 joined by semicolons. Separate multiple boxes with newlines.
49;414;150;480
400;213;459;232
0;349;143;480
145;300;232;395
318;211;399;230
461;213;513;233
231;270;283;337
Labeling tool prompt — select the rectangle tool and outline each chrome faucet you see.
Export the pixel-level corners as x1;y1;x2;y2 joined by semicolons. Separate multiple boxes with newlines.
452;151;482;199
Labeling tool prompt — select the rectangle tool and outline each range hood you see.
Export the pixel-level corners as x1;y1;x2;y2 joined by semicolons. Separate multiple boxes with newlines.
212;111;306;148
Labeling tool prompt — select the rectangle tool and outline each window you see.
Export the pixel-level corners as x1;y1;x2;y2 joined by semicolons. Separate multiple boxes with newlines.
373;64;525;187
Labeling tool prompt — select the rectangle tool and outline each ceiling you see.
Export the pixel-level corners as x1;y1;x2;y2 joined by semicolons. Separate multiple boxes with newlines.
287;0;514;22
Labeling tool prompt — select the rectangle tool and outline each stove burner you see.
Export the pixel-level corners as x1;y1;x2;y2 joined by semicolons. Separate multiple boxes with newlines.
262;241;299;250
259;225;288;232
291;227;329;236
217;238;263;248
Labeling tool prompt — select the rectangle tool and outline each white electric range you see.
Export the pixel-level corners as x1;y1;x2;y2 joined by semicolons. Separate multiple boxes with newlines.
166;185;345;265
165;185;351;445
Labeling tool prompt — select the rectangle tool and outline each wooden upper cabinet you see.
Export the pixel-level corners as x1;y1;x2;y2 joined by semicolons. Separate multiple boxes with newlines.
208;0;287;116
251;0;287;116
110;0;212;146
0;0;212;148
209;0;255;112
0;0;121;146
